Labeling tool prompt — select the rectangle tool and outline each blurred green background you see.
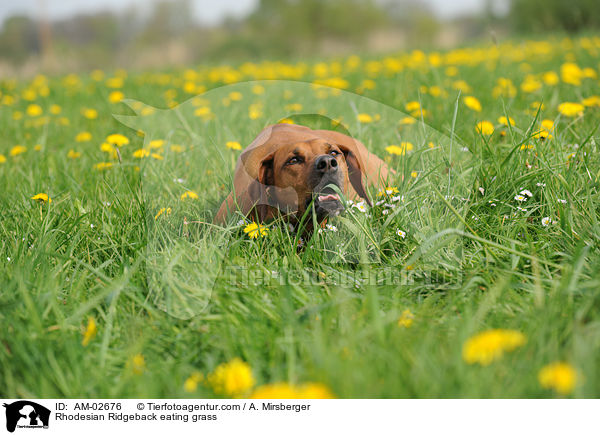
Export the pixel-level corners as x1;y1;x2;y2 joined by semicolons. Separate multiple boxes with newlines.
1;0;599;76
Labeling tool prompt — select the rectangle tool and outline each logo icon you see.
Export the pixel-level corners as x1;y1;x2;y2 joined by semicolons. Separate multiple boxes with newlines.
3;401;50;433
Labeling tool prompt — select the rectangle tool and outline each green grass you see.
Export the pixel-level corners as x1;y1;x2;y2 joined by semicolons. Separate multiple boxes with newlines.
1;35;600;398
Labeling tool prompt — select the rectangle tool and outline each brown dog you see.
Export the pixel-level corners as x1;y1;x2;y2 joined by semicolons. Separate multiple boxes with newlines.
215;123;391;227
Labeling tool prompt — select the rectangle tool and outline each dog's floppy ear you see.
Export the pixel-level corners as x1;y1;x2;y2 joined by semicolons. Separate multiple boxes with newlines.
246;152;275;221
337;141;371;205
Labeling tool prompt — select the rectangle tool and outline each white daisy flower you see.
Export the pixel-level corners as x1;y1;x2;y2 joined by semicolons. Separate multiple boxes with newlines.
396;229;406;238
352;201;368;213
541;217;551;227
520;189;533;197
479;187;485;195
536;182;546;187
558;199;567;204
391;195;404;203
514;194;526;202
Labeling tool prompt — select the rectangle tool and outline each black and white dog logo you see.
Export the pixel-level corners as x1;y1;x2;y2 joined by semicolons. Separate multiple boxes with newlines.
3;401;50;432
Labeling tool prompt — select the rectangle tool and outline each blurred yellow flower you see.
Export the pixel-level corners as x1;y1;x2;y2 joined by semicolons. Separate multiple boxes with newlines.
10;145;27;156
82;108;98;119
542;71;559;85
463;96;482;112
498;116;515;127
148;139;164;149
520;76;542;93
207;358;255;397
0;154;6;164
399;116;416;125
405;101;421;112
26;104;43;117
558;102;584;117
476;121;494;135
129;353;146;375
106;133;129;146
82;317;97;346
31;193;51;203
397;309;414;328
226;141;242;150
244;222;268;239
94;162;114;170
377;186;399;196
181;191;198;200
67;149;81;159
538;362;577;395
561;62;583;86
49;104;61;115
184;371;204;392
385;142;413;156
357;113;373;123
76;131;92;142
582;95;600;107
109;91;124;103
541;119;554;131
133;149;150;158
250;382;335;399
462;329;526;365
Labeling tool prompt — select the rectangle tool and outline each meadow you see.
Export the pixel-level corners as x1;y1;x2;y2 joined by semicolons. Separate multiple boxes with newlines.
1;35;600;398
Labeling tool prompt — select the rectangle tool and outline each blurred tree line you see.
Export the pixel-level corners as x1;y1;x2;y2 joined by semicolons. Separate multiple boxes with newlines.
0;0;597;73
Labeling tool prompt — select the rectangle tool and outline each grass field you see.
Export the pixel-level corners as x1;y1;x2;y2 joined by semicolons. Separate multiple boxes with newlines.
1;35;600;398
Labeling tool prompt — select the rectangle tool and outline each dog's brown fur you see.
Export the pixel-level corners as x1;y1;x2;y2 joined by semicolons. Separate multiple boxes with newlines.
215;123;391;225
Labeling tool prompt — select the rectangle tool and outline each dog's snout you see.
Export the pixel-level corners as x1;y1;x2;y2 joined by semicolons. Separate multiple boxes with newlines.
315;155;338;173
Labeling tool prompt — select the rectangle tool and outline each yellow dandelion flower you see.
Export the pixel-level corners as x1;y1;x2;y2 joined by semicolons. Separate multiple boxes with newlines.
226;141;242;150
67;149;81;159
520;143;535;150
357;113;373;123
82;317;97;346
243;222;269;239
106;133;129;146
463;96;482;112
542;71;559;85
377;186;400;197
181;191;199;200
151;153;163;160
229;91;243;101
34;144;42;152
148;139;164;149
462;329;526;366
498;116;515;127
561;62;583;86
521;76;542;93
399;116;416;125
278;118;295;124
154;207;172;220
405;101;421;112
558;102;584;117
207;358;255;397
476;121;494;136
129;353;146;375
106;77;124;89
49;104;61;115
184;371;204;393
26;104;43;117
82;108;98;119
285;103;303;111
170;144;184;153
252;84;265;95
31;193;51;203
397;309;414;328
541;119;554;131
133;149;150;158
250;382;335;399
428;141;435;149
94;162;113;170
76;131;92;142
538;362;577;395
582;95;600;107
10;145;27;156
385;142;413;156
194;106;212;118
109;91;124;103
0;154;6;164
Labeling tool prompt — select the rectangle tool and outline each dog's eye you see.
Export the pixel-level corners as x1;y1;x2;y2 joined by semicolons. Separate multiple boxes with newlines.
286;156;303;165
330;150;340;156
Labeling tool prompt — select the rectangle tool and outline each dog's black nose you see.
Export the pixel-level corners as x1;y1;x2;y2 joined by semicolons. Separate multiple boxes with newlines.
315;155;338;173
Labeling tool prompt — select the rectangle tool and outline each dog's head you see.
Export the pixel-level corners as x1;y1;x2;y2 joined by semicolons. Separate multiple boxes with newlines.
257;137;354;221
218;124;374;226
